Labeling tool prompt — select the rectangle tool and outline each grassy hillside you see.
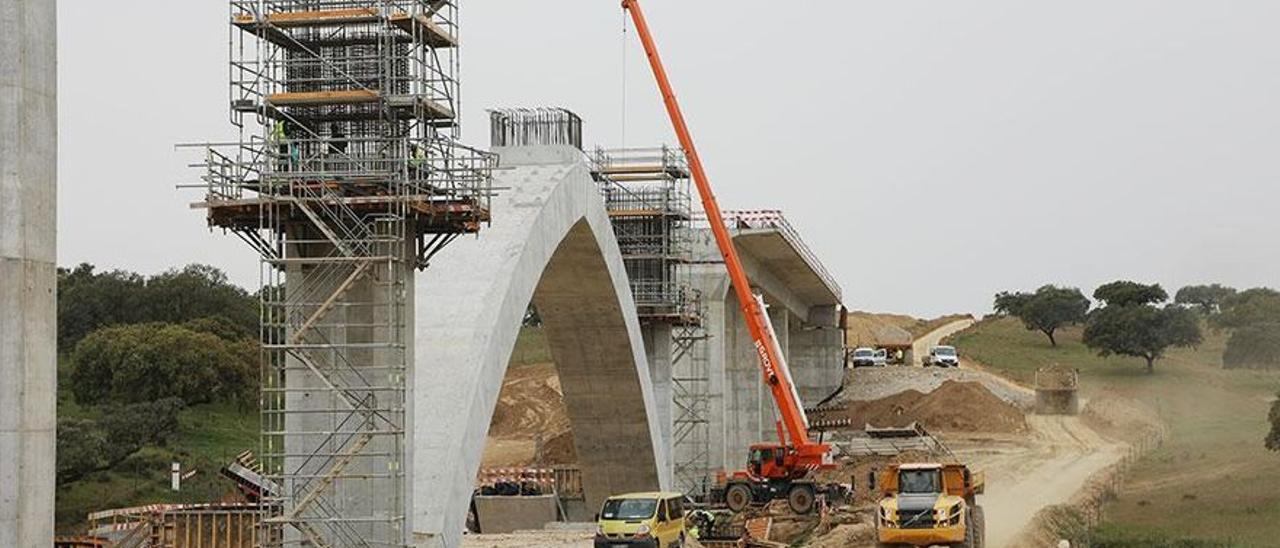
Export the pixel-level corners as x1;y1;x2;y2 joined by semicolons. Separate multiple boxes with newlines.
56;401;257;532
56;326;554;532
950;317;1280;546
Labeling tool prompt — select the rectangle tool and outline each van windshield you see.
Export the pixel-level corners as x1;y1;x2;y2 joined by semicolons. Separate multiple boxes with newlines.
853;349;873;357
933;347;956;356
601;498;657;520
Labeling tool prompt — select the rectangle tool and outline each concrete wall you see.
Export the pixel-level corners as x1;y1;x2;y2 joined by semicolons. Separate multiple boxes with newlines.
680;224;844;479
413;146;669;548
0;0;57;545
473;496;559;534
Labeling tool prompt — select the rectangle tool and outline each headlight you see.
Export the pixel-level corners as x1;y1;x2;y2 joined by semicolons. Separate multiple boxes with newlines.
634;524;651;538
595;524;605;536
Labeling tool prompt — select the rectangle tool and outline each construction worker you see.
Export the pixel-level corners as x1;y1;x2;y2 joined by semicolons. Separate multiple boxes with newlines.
329;123;348;156
687;509;713;540
409;143;426;179
271;120;289;172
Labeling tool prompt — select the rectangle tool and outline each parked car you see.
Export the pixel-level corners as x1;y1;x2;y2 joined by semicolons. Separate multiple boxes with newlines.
924;345;960;367
851;347;888;368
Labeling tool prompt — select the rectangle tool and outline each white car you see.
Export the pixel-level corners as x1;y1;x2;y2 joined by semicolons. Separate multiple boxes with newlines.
850;347;888;368
924;345;959;367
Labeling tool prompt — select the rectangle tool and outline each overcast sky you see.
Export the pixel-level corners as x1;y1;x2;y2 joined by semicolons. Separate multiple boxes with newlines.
57;1;1280;317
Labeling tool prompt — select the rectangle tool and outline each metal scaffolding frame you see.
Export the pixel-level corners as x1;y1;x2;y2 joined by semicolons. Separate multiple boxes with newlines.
189;2;493;546
591;146;711;496
592;146;698;323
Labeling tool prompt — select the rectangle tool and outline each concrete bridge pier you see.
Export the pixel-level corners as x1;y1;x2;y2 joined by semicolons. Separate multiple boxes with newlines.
0;0;57;545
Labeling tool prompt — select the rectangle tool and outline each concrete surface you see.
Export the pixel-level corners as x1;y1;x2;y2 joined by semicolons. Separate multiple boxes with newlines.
0;0;57;545
282;240;413;546
473;496;559;534
680;221;845;485
413;145;670;548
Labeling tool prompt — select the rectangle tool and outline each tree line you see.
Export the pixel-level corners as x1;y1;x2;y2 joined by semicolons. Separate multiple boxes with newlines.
56;264;259;485
995;281;1280;373
995;280;1200;373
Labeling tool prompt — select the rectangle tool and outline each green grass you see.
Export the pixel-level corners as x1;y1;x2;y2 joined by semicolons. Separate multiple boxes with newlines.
56;399;258;533
511;325;553;366
952;317;1280;547
55;328;555;532
1089;523;1234;548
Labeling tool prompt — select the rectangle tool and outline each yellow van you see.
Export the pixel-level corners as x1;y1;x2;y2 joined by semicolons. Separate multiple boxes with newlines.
593;492;687;548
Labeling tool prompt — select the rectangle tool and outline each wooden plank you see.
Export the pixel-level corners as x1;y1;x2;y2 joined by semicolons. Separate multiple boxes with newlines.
597;165;669;175
608;209;663;218
388;12;458;48
258;8;380;28
267;90;379;107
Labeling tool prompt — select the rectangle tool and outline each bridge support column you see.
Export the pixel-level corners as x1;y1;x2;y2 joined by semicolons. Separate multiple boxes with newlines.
0;1;56;545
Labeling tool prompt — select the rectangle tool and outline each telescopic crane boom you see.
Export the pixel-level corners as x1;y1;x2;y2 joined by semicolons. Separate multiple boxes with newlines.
621;0;834;512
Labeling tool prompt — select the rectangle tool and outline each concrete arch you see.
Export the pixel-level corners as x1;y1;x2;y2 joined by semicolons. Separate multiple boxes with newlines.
411;146;670;547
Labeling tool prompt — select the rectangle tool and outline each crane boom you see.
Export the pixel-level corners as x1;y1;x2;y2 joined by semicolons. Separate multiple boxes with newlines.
621;0;820;456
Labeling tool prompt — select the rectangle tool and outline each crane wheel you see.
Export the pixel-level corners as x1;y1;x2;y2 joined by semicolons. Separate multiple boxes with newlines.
725;483;752;513
787;483;816;514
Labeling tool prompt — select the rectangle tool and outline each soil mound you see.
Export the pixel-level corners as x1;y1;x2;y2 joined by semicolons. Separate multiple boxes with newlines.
822;380;1026;434
541;431;577;465
488;362;570;438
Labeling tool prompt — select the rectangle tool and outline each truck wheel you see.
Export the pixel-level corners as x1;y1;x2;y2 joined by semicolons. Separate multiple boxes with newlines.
787;483;816;514
971;505;985;548
961;508;976;548
726;483;752;513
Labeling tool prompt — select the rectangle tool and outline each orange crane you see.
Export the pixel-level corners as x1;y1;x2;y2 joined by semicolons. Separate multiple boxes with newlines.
621;0;836;514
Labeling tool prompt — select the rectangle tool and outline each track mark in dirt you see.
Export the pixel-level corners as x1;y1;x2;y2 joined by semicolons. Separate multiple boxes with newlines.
950;415;1125;547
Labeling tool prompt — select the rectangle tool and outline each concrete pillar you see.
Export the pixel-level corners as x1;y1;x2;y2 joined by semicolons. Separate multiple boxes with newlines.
788;305;844;403
722;291;762;466
696;273;730;474
643;324;674;460
0;0;57;545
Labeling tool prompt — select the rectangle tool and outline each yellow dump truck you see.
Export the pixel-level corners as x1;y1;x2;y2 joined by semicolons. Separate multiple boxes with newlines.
874;463;985;547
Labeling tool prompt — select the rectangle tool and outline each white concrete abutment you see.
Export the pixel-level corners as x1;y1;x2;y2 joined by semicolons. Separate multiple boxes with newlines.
0;0;57;545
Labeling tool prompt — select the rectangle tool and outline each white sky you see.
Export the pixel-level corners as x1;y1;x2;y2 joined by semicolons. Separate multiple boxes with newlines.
56;1;1280;317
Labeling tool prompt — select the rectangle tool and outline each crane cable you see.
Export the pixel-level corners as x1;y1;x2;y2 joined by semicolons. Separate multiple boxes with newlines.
621;8;629;152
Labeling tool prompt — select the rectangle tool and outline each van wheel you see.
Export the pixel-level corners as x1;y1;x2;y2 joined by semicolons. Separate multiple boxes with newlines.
726;482;752;513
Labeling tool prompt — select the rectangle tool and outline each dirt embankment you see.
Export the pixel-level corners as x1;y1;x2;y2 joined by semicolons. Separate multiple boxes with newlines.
844;311;974;348
820;380;1027;434
483;362;576;467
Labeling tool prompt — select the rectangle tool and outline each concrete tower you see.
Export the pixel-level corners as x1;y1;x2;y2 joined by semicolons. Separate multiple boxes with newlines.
0;0;57;545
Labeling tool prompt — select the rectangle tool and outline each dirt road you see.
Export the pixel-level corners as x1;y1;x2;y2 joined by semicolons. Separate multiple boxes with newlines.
908;321;1127;546
912;318;975;365
949;415;1126;547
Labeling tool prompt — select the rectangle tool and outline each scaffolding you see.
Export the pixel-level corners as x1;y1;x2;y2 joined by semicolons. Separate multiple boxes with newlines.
190;2;493;546
590;146;711;496
592;146;699;323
